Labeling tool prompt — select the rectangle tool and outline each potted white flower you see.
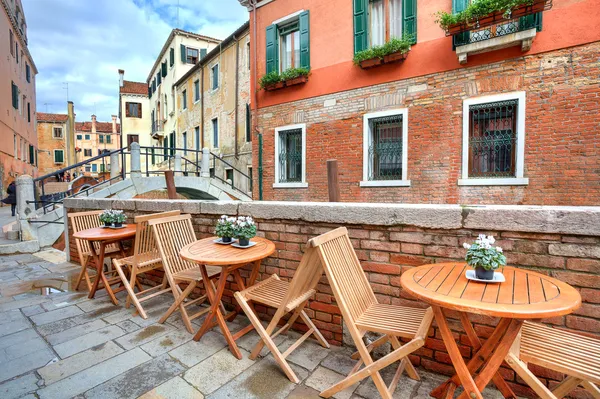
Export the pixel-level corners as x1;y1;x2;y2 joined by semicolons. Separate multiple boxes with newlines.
112;210;126;228
232;216;257;247
463;234;506;280
99;210;114;227
215;215;236;243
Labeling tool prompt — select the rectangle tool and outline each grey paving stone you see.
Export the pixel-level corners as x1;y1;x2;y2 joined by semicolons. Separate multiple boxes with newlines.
3;334;49;361
0;310;30;337
320;348;357;376
282;335;331;371
184;347;255;395
38;341;124;385
36;348;151;399
305;366;358;399
0;328;38;350
353;362;419;399
169;331;227;368
76;296;120;313
0;347;54;383
53;325;125;359
115;323;174;351
140;328;193;357
21;304;45;316
410;370;447;399
85;353;186;399
116;319;141;333
207;356;309;399
30;305;83;326
45;319;109;345
287;384;322;399
139;376;204;399
0;373;39;399
235;329;287;358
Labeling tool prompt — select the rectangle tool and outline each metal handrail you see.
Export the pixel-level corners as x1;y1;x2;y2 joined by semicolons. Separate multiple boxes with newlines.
33;148;122;183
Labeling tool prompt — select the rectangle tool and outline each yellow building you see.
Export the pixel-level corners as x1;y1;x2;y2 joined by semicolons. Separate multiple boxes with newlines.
74;116;120;177
118;74;150;172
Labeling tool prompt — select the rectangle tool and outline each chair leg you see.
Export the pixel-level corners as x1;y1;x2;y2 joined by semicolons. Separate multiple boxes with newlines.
506;353;556;399
114;260;147;319
75;255;89;291
160;281;197;333
299;310;330;348
235;292;299;383
249;310;285;360
125;268;136;309
389;335;419;381
582;381;600;399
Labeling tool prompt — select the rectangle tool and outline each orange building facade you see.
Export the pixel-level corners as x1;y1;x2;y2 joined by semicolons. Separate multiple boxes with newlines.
242;0;600;205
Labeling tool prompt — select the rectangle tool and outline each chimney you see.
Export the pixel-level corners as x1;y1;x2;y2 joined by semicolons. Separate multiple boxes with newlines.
118;69;124;88
91;115;97;133
66;101;75;166
111;115;117;134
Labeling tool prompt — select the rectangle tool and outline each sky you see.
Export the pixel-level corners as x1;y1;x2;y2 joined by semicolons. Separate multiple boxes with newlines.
22;0;248;122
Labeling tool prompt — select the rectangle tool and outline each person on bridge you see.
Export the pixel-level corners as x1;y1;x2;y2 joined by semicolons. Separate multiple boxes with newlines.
2;181;17;216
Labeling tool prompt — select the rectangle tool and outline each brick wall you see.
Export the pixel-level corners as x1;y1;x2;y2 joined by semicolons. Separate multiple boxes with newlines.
65;198;600;398
253;41;600;205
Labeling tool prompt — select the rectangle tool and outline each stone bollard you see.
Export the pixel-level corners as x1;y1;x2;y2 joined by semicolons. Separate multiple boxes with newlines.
201;148;210;178
16;175;37;241
174;153;182;174
110;151;120;179
130;142;141;178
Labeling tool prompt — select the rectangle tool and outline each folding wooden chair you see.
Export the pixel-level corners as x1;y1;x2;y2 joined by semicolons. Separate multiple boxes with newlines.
506;321;600;399
149;214;222;334
69;210;124;292
112;210;181;319
309;227;434;399
234;245;330;383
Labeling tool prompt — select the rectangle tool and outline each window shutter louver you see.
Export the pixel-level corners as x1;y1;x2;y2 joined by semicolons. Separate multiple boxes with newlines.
148;85;152;97
200;48;207;60
11;82;18;109
403;0;417;44
29;145;34;164
26;64;30;82
452;0;470;49
299;11;310;69
170;48;175;66
353;0;368;54
265;24;279;74
180;44;187;63
162;61;167;77
157;71;161;85
138;103;142;118
519;12;543;32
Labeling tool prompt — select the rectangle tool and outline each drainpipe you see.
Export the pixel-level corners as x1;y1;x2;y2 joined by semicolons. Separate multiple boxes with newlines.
234;34;240;159
200;66;204;149
249;0;262;200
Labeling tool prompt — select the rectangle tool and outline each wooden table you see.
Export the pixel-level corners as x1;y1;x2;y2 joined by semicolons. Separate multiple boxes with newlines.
180;236;276;359
401;263;581;399
73;225;136;305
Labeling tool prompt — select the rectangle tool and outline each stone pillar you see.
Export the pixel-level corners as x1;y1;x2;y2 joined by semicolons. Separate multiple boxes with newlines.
174;153;182;173
110;151;120;179
201;148;210;178
130;142;141;178
16;175;37;241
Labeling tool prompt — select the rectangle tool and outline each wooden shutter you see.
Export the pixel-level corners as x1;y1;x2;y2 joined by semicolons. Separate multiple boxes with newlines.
29;145;34;164
353;0;368;53
148;85;152;97
162;61;167;77
125;102;131;117
180;44;187;63
11;82;18;109
452;0;469;48
265;24;279;74
26;64;30;82
137;103;142;118
170;48;175;66
200;48;207;60
519;12;543;32
403;0;417;44
299;11;310;69
27;103;30;122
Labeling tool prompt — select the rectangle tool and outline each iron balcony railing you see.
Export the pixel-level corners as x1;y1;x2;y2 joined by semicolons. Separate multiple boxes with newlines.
453;13;542;48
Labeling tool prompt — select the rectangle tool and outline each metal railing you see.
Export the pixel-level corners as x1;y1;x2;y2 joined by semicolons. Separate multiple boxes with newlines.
453;13;542;47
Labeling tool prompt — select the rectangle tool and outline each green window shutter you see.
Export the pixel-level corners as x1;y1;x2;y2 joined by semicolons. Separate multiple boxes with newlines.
180;44;187;63
452;0;469;48
265;24;279;74
162;61;167;77
26;64;30;83
403;0;417;44
11;82;18;109
200;48;207;60
148;85;152;97
29;145;34;164
299;11;310;69
353;0;368;53
170;48;175;66
519;12;543;32
157;71;161;85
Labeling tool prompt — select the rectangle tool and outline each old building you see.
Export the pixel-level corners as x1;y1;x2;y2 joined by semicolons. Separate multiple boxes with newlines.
239;0;600;205
118;71;150;172
74;116;120;177
147;29;220;163
0;0;37;194
174;22;252;194
36;113;68;176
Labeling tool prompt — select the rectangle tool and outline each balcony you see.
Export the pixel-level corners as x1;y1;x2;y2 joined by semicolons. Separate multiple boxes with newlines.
151;119;164;139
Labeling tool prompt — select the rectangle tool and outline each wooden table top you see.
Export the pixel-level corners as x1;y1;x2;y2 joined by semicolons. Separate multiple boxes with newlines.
401;263;581;319
180;236;276;266
73;224;137;241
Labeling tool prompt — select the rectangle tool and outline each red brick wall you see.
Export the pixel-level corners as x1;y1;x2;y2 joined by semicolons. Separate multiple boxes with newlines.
65;200;600;399
253;42;600;206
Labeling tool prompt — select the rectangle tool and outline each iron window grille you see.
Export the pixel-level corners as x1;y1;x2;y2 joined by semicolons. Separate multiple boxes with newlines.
454;14;541;47
367;114;403;181
278;128;303;183
468;99;518;178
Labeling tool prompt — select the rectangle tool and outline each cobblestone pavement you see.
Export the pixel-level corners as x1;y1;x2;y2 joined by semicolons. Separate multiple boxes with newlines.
0;251;511;399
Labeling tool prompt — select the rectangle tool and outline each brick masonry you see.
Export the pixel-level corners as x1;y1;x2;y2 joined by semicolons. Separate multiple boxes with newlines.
253;41;600;205
65;198;600;399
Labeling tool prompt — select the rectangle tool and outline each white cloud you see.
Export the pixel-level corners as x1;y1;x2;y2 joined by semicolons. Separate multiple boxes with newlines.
22;0;248;121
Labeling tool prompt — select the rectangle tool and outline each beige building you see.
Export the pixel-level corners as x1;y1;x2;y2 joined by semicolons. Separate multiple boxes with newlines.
147;29;220;162
117;73;150;172
36;113;68;176
174;22;252;194
0;0;37;193
74;116;120;177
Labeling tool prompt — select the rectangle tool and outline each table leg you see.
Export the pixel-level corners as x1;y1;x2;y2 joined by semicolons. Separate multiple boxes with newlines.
88;241;105;300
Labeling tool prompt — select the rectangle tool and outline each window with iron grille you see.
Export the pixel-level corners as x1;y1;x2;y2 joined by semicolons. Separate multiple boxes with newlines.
277;128;303;184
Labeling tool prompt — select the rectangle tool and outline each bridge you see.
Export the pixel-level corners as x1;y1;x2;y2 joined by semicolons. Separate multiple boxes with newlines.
4;143;252;252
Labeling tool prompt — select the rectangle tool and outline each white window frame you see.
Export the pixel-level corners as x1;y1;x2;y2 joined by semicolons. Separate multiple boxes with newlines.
53;149;64;164
193;79;200;103
186;46;199;64
210;63;220;91
458;91;528;186
211;117;219;148
360;108;410;187
52;127;63;139
273;123;307;188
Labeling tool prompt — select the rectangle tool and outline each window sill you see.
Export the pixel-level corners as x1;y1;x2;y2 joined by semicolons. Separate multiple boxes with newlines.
458;177;529;186
273;182;308;189
360;180;411;187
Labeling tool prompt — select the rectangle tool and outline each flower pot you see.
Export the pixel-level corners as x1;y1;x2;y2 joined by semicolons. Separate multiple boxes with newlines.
284;75;308;87
359;57;383;69
221;236;233;243
383;51;408;64
264;81;285;91
104;222;112;227
238;238;250;247
475;266;494;280
113;222;123;228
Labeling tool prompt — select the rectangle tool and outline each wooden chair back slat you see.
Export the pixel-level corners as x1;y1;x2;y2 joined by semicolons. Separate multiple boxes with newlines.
280;246;323;309
309;227;376;323
149;214;199;276
132;210;181;271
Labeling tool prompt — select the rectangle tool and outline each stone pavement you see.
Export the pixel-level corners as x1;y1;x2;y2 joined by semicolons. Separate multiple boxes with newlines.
0;251;512;399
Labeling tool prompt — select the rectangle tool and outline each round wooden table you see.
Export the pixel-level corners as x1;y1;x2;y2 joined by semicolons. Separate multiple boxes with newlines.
180;236;276;359
73;225;136;304
401;262;581;399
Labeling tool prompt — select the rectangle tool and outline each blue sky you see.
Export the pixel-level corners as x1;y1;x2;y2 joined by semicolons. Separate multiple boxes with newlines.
22;0;248;122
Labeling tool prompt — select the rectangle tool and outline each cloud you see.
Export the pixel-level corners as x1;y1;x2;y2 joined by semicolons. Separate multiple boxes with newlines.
22;0;248;122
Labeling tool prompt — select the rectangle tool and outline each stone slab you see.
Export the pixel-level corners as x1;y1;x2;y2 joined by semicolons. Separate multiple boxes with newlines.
305;366;358;399
115;323;174;351
0;373;39;399
0;347;54;383
45;319;109;345
139;376;204;399
30;305;84;326
169;331;227;368
140;329;193;357
0;310;31;337
53;325;125;359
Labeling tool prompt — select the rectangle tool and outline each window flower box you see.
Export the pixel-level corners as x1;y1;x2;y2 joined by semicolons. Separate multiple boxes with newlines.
264;81;285;91
354;37;411;70
438;0;552;36
260;68;310;91
284;75;308;87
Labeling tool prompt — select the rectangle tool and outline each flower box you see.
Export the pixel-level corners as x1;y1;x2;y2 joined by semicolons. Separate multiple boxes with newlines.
263;75;308;91
263;81;285;91
359;51;408;70
444;0;552;36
